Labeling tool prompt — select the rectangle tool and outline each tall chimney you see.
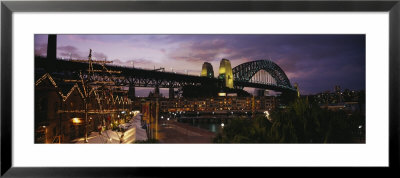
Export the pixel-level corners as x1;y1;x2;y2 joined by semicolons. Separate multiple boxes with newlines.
47;34;57;60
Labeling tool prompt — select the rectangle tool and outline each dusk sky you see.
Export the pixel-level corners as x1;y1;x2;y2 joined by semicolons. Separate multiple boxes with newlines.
34;34;365;96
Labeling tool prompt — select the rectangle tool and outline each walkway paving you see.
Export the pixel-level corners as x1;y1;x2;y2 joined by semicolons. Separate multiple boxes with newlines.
157;120;216;143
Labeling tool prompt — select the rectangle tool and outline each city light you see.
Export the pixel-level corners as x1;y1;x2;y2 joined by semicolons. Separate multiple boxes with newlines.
264;111;269;117
264;111;271;120
72;118;82;125
218;92;226;97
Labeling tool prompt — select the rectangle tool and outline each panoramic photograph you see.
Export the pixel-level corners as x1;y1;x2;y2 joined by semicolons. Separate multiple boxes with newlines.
34;34;365;144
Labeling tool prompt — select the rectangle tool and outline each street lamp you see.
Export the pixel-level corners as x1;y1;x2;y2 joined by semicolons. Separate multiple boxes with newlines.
195;112;199;126
167;118;169;127
358;125;363;142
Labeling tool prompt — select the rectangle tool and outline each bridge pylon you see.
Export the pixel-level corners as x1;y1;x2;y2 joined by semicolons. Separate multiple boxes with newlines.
218;59;234;89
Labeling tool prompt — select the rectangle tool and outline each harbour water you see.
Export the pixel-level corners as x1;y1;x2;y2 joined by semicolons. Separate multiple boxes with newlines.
177;118;226;133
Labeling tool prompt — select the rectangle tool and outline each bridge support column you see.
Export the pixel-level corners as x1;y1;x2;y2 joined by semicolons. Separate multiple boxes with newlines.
47;34;57;60
169;87;174;99
128;84;135;100
46;34;57;72
154;86;160;97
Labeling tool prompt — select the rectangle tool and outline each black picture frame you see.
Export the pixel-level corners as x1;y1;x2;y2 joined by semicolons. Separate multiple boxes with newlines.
1;0;399;177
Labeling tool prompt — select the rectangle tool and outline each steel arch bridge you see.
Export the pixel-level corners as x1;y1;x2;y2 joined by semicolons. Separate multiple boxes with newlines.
35;57;296;93
232;60;296;92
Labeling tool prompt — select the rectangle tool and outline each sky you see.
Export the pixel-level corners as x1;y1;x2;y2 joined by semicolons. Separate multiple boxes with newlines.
34;34;365;96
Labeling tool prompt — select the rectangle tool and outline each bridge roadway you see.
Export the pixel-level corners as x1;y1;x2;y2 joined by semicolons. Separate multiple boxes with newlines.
35;57;296;92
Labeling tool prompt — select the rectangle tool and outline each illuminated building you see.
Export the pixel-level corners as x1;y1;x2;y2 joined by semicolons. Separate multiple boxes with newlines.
158;96;276;113
35;73;133;143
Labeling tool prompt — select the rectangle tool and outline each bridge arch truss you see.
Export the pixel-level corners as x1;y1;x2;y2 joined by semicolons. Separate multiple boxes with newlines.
232;60;295;91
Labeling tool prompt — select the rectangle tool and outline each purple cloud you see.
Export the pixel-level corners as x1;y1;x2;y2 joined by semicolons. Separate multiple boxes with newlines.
168;39;234;62
93;52;108;60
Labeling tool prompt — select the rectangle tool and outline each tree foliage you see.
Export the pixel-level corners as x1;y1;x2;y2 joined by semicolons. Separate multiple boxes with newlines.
213;98;365;143
213;117;273;143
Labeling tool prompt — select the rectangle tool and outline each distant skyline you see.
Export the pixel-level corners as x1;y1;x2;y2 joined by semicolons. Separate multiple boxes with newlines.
35;34;365;96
